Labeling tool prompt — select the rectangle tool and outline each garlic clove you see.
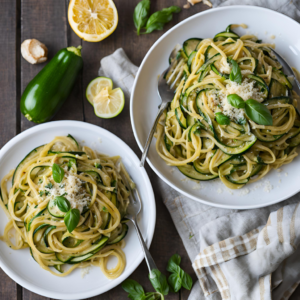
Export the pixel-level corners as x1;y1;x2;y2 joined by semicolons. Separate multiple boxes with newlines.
21;39;48;64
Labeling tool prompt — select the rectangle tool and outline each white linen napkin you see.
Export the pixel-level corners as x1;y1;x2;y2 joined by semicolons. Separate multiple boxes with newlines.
98;1;300;299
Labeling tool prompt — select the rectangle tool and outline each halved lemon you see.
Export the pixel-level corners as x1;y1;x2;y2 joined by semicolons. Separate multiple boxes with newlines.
68;0;118;42
86;77;125;118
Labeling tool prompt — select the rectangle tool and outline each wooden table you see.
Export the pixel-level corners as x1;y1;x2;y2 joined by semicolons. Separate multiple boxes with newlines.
0;0;210;299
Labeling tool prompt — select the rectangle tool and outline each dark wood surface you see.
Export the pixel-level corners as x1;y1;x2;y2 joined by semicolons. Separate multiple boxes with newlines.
0;1;209;299
1;1;300;300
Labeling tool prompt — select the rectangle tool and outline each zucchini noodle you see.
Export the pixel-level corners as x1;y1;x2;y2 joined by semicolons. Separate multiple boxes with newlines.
0;135;132;278
155;24;300;189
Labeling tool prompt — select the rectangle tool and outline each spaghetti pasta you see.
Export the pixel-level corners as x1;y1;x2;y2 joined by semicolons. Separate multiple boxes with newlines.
155;25;300;189
0;135;131;278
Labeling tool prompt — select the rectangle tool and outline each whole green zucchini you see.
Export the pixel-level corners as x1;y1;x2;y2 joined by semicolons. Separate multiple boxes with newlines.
21;46;83;123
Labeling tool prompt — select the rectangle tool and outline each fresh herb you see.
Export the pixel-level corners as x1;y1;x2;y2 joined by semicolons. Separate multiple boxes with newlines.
55;196;71;213
64;208;80;233
38;179;43;184
228;58;242;84
215;112;230;125
94;163;102;170
59;183;66;188
237;118;247;125
45;182;53;189
52;163;65;183
167;254;193;292
245;99;273;125
257;156;265;164
122;279;163;300
39;191;44;197
189;233;194;239
144;6;181;34
111;180;117;193
149;269;169;295
45;191;50;196
67;159;76;171
133;0;151;35
227;94;245;109
102;206;108;212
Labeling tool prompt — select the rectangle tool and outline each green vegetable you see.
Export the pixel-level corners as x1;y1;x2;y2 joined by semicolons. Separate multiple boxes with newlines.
166;254;193;292
55;196;71;213
45;182;53;189
215;112;230;125
245;99;273;125
144;6;181;34
64;208;80;233
133;0;151;35
20;46;83;123
149;269;169;295
228;58;242;84
227;94;245;109
52;163;65;183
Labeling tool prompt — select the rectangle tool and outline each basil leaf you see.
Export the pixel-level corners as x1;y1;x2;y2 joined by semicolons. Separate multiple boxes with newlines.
166;254;181;273
227;94;245;109
228;58;242;84
181;272;193;290
168;273;182;293
55;196;70;213
52;163;64;183
133;0;151;35
122;279;146;300
149;269;169;295
144;6;181;34
245;99;273;125
64;208;80;233
215;112;230;125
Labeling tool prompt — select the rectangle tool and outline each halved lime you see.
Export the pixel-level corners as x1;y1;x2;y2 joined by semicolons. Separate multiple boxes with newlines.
86;77;125;119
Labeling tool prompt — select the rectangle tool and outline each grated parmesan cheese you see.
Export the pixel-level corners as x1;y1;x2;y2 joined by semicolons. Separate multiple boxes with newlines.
44;171;91;213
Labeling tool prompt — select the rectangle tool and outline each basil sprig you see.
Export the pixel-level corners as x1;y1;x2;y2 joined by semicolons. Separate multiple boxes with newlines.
64;208;80;233
149;269;169;295
227;94;245;109
55;196;71;213
133;0;180;35
52;163;64;183
215;112;230;125
228;58;242;84
133;0;150;35
167;254;193;292
145;6;181;34
55;196;80;233
245;99;273;125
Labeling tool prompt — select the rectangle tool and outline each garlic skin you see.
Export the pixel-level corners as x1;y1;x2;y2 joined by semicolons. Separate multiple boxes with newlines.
187;0;212;7
21;39;48;64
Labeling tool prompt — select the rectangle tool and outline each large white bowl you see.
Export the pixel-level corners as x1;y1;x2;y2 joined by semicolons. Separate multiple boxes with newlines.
130;5;300;209
0;121;156;299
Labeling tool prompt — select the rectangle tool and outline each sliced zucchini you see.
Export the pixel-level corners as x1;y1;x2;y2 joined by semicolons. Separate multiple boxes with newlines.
26;208;46;231
269;79;288;98
69;253;94;264
198;64;211;82
47;199;65;218
107;223;128;245
247;74;269;99
164;134;173;152
33;223;49;240
54;265;63;273
178;164;218;181
204;46;219;62
56;253;74;263
263;97;293;106
250;164;263;177
63;236;84;248
187;51;197;72
67;134;79;149
183;38;202;57
44;225;56;247
78;170;103;185
48;151;85;156
196;53;220;77
288;133;300;147
272;68;292;89
213;31;239;42
175;107;187;129
188;124;201;142
12;145;44;185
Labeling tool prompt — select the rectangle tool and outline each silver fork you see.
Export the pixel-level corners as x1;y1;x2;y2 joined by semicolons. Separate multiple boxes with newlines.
268;48;300;112
120;171;158;276
140;45;185;167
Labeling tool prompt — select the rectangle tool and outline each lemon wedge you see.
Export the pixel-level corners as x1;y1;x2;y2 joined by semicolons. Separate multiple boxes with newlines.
68;0;118;42
86;77;125;118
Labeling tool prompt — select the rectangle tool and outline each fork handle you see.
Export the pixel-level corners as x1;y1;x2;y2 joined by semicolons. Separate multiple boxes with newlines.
140;102;168;167
130;218;158;274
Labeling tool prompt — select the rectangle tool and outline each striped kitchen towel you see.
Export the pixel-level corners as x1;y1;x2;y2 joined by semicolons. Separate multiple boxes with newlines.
192;203;300;300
